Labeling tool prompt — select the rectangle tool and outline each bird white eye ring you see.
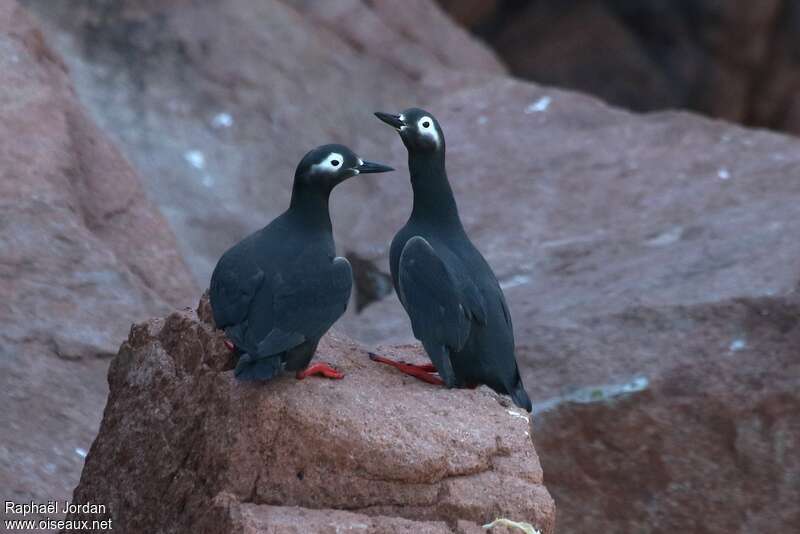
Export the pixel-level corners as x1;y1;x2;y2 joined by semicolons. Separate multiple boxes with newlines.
311;152;345;174
420;118;432;129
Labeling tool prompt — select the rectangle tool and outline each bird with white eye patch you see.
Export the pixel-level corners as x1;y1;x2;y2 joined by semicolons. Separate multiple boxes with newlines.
209;144;393;383
372;108;533;412
416;116;441;148
310;152;345;175
375;110;442;152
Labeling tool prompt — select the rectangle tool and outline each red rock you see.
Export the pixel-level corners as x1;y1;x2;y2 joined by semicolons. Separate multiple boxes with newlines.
297;0;504;77
0;0;195;524
10;0;800;532
484;2;678;112
0;2;195;356
340;73;800;340
62;297;555;534
531;297;800;533
335;75;800;533
1;0;501;525
436;0;499;29
1;1;504;527
437;0;800;135
22;0;504;285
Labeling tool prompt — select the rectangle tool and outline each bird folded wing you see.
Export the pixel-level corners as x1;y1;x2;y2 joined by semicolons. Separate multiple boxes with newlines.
398;236;486;352
271;256;353;344
210;267;265;329
499;294;513;329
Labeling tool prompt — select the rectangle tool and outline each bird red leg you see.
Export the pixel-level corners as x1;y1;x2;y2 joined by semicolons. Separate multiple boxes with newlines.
223;339;236;352
398;365;445;386
368;353;444;386
296;362;344;380
368;353;437;372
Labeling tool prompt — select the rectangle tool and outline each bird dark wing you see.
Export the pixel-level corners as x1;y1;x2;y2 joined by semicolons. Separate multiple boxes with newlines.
212;249;352;359
499;293;513;330
398;236;487;353
209;257;265;330
270;256;353;348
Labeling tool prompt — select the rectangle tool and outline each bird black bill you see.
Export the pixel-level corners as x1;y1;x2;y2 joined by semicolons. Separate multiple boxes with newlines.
357;160;394;174
374;112;405;130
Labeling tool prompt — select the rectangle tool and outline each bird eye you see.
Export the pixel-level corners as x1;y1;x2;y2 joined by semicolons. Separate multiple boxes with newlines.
422;121;431;128
331;160;340;166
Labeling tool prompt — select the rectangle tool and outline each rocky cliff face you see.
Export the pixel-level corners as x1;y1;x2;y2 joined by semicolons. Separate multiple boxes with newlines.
20;0;504;287
2;0;503;521
337;75;800;533
532;296;800;532
5;0;800;532
438;0;800;135
63;296;555;534
339;76;800;342
0;0;196;519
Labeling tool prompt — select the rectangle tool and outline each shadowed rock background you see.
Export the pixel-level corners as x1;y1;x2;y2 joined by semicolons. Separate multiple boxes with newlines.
437;0;800;135
2;0;799;532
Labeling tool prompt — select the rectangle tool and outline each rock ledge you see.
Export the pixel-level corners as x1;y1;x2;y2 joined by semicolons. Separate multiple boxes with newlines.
64;297;555;534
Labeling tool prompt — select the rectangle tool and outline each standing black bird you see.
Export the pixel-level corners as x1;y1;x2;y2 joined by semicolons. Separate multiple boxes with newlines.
210;144;393;381
372;109;532;411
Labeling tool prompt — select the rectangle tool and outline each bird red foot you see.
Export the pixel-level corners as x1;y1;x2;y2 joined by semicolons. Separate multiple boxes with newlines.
368;353;444;386
223;339;236;352
296;362;344;380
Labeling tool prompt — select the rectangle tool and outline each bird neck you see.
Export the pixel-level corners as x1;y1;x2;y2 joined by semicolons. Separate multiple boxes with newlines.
288;182;333;232
408;150;462;228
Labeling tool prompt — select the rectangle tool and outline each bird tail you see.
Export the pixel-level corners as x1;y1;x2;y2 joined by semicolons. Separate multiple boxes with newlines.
234;352;282;381
509;379;533;413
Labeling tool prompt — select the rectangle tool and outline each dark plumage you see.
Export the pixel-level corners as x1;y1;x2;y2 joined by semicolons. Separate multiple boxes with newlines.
373;109;532;411
210;144;393;381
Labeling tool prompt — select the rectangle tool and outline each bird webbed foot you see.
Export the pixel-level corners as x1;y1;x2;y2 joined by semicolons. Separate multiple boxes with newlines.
295;362;344;380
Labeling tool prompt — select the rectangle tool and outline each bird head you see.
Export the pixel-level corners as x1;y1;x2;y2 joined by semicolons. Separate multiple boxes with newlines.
374;108;444;154
295;144;394;188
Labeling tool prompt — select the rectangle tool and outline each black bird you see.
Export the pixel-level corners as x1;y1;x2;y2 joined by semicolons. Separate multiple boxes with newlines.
210;144;393;381
372;109;532;411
